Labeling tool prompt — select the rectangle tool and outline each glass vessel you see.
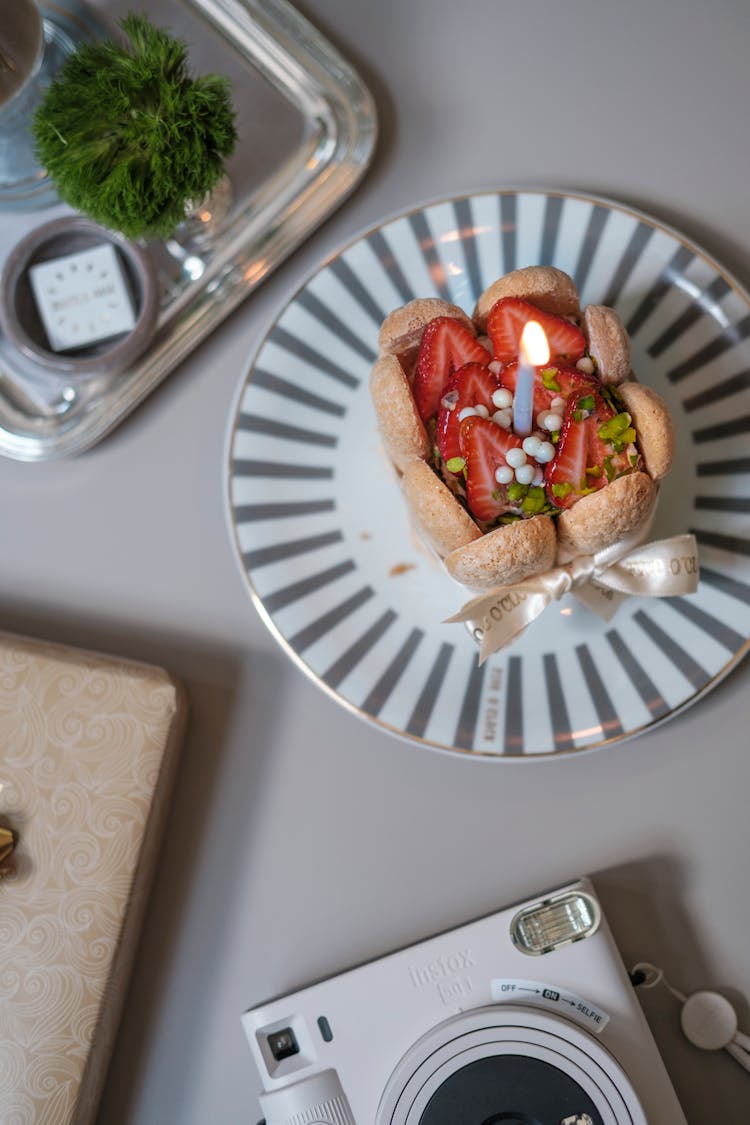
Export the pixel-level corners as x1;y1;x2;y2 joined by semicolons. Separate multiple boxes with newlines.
0;0;104;210
0;0;49;207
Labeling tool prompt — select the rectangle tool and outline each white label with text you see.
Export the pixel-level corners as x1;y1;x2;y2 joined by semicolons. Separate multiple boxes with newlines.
490;978;610;1033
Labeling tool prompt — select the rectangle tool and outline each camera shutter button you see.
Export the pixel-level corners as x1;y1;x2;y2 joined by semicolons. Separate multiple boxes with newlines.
681;991;737;1050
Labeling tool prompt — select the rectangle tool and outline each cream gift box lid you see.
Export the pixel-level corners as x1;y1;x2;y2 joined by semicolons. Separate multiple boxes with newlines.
0;631;188;1125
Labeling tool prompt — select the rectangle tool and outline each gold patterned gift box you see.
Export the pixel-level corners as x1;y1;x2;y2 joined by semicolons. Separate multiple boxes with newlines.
0;631;188;1125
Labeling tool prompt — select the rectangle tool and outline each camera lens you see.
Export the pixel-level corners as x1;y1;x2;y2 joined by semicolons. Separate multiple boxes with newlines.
419;1056;603;1124
267;1027;299;1061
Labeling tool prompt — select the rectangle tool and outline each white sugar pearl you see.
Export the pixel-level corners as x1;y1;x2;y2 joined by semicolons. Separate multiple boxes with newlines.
543;412;562;432
495;465;514;484
576;356;595;374
535;441;556;463
532;466;544;486
458;406;477;421
505;447;527;468
522;435;541;456
550;396;565;411
492;409;512;428
491;387;513;409
515;464;535;485
489;360;503;375
536;411;550;430
474;403;489;418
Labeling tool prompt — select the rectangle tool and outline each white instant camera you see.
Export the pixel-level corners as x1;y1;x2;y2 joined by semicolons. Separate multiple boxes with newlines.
242;879;687;1124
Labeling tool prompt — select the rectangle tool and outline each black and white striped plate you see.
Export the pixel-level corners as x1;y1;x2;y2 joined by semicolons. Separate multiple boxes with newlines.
226;190;750;758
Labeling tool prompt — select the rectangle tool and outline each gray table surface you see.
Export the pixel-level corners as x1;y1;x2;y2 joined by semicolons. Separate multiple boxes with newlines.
3;0;750;1121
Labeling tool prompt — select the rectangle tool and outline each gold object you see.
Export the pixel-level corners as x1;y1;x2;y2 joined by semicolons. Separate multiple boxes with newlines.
0;825;17;873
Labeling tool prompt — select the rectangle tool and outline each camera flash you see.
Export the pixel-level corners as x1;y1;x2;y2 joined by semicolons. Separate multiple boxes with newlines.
511;891;600;955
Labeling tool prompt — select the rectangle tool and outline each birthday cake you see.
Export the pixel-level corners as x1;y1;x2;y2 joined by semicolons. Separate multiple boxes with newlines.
370;266;674;590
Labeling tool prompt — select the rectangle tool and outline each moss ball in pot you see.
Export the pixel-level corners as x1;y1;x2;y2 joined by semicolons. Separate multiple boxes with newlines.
31;12;238;242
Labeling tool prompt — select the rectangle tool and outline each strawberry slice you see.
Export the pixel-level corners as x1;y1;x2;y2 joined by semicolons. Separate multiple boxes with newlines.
413;317;491;422
459;415;525;523
487;297;586;364
545;389;640;509
436;362;500;469
500;360;598;418
544;408;589;511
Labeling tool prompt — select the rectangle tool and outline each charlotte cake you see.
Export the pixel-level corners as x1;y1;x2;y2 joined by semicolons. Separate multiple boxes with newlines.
370;266;674;589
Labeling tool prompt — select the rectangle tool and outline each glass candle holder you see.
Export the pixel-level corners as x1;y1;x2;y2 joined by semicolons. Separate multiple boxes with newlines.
0;1;108;211
0;0;47;205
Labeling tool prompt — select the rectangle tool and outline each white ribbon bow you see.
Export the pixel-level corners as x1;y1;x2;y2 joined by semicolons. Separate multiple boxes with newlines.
446;533;700;664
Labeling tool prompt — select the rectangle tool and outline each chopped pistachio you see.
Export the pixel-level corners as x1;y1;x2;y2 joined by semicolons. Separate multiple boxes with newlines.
508;481;528;502
551;482;573;499
598;412;637;451
445;456;466;473
578;394;595;412
597;411;632;441
586;465;603;477
521;486;548;514
541;367;561;392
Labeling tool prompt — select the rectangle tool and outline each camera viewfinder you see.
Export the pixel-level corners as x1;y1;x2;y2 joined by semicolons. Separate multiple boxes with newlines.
267;1027;299;1061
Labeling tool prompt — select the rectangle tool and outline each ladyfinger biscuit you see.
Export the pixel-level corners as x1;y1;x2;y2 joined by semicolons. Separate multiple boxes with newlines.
401;457;482;557
473;266;580;332
445;515;557;589
582;305;631;385
370;354;431;471
555;472;657;564
378;298;474;359
616;381;674;481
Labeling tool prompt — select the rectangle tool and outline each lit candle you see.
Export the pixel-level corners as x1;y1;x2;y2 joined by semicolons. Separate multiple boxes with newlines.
512;320;550;436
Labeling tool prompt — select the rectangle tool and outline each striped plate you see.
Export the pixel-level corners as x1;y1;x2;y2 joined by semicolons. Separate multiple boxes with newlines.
226;190;750;758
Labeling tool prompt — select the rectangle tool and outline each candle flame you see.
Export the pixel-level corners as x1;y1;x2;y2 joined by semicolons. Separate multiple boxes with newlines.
519;320;550;366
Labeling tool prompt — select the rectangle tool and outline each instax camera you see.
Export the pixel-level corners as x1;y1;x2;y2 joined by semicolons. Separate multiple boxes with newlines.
243;879;687;1124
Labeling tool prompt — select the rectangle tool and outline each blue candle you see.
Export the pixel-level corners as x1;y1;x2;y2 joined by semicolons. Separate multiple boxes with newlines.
513;361;535;436
512;321;549;436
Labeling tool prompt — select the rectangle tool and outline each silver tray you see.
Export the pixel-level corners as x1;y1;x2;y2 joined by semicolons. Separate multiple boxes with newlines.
0;0;377;460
